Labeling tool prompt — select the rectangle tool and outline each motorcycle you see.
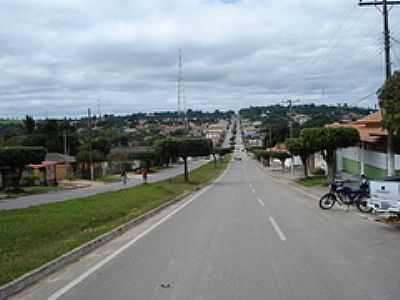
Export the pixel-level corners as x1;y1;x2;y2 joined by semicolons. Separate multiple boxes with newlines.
319;179;372;213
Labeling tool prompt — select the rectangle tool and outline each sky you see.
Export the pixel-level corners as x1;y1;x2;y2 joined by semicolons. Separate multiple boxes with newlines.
0;0;400;118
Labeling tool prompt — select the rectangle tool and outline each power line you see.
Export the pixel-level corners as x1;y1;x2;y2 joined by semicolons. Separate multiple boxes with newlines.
301;4;364;80
359;0;400;80
350;91;377;106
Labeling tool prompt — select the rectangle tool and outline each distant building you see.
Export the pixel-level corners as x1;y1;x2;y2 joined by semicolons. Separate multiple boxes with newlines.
292;114;311;125
205;120;227;146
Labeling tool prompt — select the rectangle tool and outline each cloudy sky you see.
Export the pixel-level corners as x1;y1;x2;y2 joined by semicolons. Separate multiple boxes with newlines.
0;0;399;118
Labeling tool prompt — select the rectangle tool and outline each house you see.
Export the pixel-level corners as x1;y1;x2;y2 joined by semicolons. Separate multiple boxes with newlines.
205;121;227;146
26;161;58;186
327;112;400;179
24;153;77;185
45;153;76;181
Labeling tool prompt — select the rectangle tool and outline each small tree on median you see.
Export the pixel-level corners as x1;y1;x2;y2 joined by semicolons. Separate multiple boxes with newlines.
155;138;179;167
128;150;158;170
176;138;212;182
0;147;47;190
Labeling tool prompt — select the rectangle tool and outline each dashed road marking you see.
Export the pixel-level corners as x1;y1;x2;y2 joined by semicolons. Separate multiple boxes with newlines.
48;165;230;300
269;217;287;241
257;197;265;207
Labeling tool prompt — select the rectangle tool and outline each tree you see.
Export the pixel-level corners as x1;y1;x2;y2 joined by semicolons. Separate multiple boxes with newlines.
0;147;46;190
22;115;36;134
271;151;291;171
92;137;112;157
252;149;271;166
322;127;360;180
286;135;316;178
301;127;360;180
128;150;158;169
212;147;233;167
377;70;400;176
176;138;212;182
219;148;233;158
155;138;179;167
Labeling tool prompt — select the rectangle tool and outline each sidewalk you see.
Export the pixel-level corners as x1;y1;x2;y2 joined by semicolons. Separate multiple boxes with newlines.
252;159;384;218
0;159;208;210
253;160;327;199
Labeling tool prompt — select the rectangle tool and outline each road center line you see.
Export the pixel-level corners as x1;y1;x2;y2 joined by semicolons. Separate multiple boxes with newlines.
257;197;265;207
269;217;287;241
48;166;230;300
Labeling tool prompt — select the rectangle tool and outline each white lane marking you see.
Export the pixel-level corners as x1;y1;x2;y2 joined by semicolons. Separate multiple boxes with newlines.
257;197;265;207
48;166;230;300
251;188;256;194
269;217;287;241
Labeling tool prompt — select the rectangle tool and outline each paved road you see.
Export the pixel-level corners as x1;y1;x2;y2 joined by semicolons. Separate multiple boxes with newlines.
222;117;234;148
14;151;400;300
0;159;208;210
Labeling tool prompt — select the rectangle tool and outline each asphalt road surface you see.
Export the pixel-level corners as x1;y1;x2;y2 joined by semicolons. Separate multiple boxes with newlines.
0;159;208;210
14;150;400;300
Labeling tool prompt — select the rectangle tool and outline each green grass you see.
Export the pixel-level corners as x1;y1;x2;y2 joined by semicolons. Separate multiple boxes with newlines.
296;176;329;188
0;156;230;286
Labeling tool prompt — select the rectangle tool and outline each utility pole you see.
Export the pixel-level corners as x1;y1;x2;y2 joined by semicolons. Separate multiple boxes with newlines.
88;108;94;181
63;130;71;181
359;0;400;176
359;0;400;79
63;117;71;180
282;99;300;174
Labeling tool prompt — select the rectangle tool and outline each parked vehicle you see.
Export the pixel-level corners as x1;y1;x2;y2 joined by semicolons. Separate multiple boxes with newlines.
368;177;400;216
319;179;372;213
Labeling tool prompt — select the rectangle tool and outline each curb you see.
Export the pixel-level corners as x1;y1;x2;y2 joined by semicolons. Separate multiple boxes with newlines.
0;165;227;300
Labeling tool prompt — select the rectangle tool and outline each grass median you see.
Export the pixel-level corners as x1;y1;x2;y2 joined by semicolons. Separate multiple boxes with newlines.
0;156;230;287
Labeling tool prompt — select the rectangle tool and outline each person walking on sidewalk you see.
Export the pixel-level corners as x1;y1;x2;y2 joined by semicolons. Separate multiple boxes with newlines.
121;170;128;185
142;167;148;184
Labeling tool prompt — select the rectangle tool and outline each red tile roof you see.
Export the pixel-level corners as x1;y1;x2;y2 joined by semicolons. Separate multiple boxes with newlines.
327;111;386;143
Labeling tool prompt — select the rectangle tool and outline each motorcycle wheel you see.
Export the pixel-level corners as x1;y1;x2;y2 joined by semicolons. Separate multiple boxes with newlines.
319;193;336;210
356;195;373;213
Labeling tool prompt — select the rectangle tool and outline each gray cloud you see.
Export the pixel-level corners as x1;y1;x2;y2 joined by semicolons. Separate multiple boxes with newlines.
0;0;398;118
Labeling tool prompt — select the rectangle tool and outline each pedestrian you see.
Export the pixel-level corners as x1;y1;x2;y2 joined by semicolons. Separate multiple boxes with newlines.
142;167;148;184
121;170;128;185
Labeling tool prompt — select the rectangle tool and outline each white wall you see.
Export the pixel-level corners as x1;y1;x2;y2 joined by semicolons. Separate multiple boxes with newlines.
338;146;400;170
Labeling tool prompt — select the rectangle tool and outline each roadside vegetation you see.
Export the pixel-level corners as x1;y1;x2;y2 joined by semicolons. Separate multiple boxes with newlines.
0;156;230;287
296;176;329;188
